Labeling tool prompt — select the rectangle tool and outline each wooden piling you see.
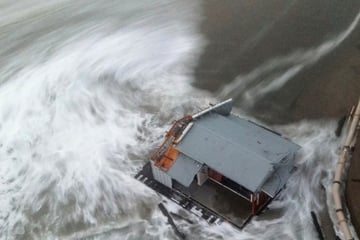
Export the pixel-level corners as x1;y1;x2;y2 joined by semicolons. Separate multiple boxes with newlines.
332;98;360;240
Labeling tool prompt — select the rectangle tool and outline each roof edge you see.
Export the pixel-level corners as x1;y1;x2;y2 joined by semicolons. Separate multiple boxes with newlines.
192;99;233;119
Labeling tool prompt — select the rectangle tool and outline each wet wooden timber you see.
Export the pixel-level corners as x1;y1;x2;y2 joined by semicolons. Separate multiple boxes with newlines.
333;98;360;240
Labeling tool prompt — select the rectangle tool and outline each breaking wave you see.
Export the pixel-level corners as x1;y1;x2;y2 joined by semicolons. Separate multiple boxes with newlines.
0;1;209;239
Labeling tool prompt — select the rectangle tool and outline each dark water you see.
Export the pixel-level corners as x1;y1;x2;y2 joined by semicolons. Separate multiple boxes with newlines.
0;1;359;239
196;0;360;123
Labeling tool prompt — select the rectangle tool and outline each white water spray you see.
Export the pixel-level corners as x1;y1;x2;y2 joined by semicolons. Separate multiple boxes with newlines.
0;1;209;239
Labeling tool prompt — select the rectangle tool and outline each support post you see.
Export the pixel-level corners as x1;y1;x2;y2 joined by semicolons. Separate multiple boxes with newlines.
332;98;360;240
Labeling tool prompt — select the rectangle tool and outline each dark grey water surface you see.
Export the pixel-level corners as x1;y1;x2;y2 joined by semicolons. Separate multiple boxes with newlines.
196;0;360;123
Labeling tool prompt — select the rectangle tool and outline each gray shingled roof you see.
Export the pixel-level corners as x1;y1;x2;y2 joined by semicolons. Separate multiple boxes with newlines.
170;112;300;193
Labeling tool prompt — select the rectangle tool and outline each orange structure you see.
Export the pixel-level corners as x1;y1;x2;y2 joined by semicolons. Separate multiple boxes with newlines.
154;146;179;169
151;115;192;170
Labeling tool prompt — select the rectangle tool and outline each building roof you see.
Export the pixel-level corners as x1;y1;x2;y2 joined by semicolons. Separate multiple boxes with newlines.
167;153;202;187
166;100;300;193
260;153;296;197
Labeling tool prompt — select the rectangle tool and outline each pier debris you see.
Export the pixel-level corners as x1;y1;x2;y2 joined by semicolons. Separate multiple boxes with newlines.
158;203;186;240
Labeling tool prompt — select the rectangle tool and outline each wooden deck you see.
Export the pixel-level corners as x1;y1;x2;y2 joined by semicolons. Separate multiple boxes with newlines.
135;162;254;229
187;179;253;227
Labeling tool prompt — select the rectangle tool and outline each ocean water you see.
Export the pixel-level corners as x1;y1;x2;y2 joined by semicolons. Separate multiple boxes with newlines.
0;1;359;239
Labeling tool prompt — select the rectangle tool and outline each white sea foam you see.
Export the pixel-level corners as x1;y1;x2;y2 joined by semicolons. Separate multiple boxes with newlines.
0;1;209;239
